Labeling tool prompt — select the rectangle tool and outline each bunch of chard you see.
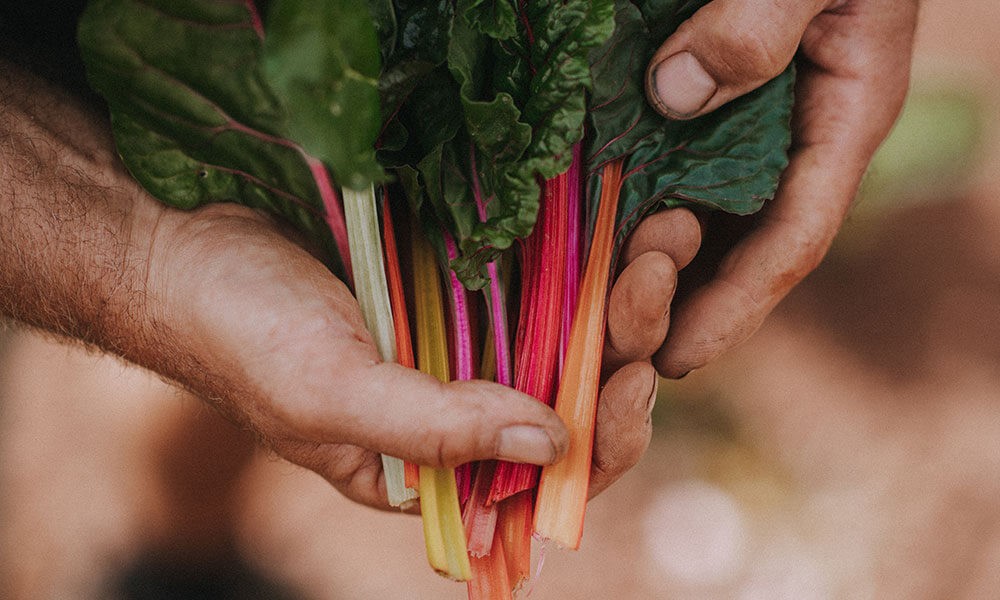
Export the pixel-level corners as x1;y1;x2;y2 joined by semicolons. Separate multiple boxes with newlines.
78;0;792;596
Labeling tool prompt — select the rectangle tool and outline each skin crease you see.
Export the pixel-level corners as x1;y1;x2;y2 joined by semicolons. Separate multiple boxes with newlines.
0;57;653;511
607;0;919;380
0;0;917;516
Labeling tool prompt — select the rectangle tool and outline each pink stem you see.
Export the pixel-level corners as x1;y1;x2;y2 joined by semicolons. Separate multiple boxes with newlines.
444;231;474;504
444;232;473;382
470;145;512;387
307;158;354;288
243;1;265;40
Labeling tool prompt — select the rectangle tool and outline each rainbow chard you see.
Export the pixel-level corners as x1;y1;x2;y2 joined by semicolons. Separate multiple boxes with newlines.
79;0;796;593
386;0;615;289
488;166;572;503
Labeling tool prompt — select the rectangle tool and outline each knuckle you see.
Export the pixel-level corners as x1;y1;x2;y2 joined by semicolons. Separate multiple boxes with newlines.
684;3;799;87
715;27;791;83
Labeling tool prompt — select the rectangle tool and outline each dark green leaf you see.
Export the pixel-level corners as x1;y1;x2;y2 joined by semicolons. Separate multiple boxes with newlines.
443;0;616;285
587;0;794;253
458;0;518;39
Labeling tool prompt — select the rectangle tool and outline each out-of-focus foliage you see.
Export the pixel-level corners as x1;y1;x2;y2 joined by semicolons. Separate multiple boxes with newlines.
858;81;985;212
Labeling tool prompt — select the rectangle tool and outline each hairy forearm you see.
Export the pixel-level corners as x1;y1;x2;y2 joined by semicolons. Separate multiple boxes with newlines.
0;59;162;355
0;59;307;434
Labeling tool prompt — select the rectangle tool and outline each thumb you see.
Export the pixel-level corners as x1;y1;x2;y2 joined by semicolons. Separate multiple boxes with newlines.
305;361;569;469
646;0;826;119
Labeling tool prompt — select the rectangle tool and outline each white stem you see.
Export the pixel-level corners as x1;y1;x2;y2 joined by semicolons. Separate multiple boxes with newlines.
342;183;417;507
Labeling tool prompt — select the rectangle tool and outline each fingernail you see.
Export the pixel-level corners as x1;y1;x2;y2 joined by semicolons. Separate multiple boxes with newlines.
497;425;557;465
650;52;716;118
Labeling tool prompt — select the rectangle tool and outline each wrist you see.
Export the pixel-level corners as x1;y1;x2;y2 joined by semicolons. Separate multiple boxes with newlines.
0;59;160;355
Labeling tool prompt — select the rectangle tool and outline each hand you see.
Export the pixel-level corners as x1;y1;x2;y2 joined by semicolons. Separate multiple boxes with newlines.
596;0;919;486
609;0;918;380
0;59;656;509
138;202;577;509
0;66;569;510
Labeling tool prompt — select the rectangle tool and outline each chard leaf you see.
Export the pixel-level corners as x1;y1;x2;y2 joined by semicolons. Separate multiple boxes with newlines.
78;0;386;280
440;0;616;287
375;0;454;129
458;0;518;39
588;0;794;252
262;0;384;191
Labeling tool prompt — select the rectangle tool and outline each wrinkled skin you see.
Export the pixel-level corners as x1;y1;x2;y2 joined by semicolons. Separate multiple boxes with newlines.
0;56;654;511
602;0;919;463
0;0;918;518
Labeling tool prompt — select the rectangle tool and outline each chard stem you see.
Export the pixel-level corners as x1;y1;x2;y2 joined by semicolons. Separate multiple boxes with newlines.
341;183;414;507
412;228;472;581
533;160;624;550
309;158;353;287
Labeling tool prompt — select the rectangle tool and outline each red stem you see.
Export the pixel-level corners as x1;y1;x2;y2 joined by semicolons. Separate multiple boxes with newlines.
308;158;353;288
489;170;569;503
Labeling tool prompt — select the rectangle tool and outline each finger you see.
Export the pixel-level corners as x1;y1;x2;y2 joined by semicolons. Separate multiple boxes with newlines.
645;0;827;119
291;356;570;470
278;439;395;510
589;361;657;498
604;251;677;372
655;0;918;378
620;207;702;270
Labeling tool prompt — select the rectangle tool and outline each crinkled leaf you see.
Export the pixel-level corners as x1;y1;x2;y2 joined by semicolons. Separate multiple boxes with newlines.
442;0;616;286
459;0;518;39
588;0;794;252
375;0;454;129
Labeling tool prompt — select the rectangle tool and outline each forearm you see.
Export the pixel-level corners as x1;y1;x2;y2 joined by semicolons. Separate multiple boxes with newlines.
0;59;319;434
0;59;163;357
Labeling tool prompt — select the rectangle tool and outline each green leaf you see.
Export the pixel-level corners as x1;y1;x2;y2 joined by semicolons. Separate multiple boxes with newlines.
262;0;384;191
458;0;518;39
444;0;616;285
587;0;794;251
78;0;387;280
375;0;455;127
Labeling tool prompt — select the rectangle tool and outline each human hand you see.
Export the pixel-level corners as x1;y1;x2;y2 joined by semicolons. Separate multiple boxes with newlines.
0;57;661;509
594;0;918;486
133;202;571;510
606;0;919;383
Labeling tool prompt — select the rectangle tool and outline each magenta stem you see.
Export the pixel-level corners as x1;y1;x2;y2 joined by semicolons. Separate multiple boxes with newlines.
560;142;583;369
307;157;354;287
443;231;476;504
244;1;265;40
443;232;473;382
470;145;512;386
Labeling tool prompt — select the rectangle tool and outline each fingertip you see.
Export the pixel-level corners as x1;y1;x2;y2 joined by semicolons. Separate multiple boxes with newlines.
590;361;657;498
606;251;677;370
330;365;567;469
621;208;702;270
644;0;819;120
647;51;718;120
496;424;565;466
440;379;569;467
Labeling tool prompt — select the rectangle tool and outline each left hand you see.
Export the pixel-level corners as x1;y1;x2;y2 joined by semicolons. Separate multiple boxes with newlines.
592;0;919;495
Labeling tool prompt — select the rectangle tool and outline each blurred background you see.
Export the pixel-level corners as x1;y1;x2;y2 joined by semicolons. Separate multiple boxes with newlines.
3;1;1000;598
